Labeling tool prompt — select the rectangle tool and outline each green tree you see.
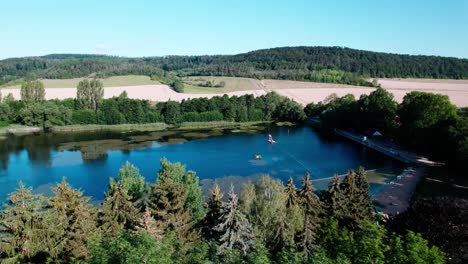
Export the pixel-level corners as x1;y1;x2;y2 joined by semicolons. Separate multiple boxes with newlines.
202;183;224;241
162;101;181;125
285;177;299;208
0;182;51;262
359;87;397;133
115;161;147;202
354;167;374;221
296;172;322;258
322;176;347;219
47;177;97;261
88;230;175;264
156;158;204;221
399;91;457;146
172;79;185;93
0;102;11;122
387;232;445;264
20;80;45;104
76;78;104;110
214;186;255;256
99;181;140;235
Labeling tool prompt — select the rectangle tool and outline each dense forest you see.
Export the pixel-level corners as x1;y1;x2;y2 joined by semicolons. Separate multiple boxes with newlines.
2;46;468;87
0;160;445;263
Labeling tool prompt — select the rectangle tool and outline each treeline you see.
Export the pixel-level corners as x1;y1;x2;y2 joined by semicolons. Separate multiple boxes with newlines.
305;88;468;171
2;46;468;86
0;80;305;129
0;160;444;263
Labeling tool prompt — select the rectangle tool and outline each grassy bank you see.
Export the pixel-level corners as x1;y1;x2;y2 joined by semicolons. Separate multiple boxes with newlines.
50;123;169;133
177;121;270;130
1;121;275;136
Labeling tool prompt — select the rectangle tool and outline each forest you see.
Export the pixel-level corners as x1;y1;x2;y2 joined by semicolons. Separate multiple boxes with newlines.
1;46;468;87
304;88;468;172
0;80;306;129
0;159;445;263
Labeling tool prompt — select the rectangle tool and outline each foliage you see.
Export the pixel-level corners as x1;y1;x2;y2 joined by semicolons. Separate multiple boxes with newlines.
76;78;104;110
2;47;468;88
215;186;255;256
20;80;45;105
0;161;446;263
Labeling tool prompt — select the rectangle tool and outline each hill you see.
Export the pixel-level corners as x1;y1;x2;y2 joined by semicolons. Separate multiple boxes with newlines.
1;46;468;86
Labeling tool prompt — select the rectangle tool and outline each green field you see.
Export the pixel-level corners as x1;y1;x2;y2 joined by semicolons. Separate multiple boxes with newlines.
1;75;160;89
182;76;261;93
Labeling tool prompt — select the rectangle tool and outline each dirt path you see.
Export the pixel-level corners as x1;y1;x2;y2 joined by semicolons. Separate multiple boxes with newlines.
373;167;425;215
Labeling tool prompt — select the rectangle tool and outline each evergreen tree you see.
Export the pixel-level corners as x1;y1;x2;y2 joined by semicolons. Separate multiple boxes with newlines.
137;208;163;240
355;167;374;221
147;163;198;253
340;170;361;226
47;177;97;261
116;161;147;202
156;158;204;221
99;181;140;235
296;172;322;258
0;182;51;262
202;183;224;241
323;175;347;219
214;186;255;256
285;177;299;208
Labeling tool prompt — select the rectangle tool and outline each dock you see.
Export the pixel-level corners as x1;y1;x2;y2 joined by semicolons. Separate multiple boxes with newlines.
334;129;443;166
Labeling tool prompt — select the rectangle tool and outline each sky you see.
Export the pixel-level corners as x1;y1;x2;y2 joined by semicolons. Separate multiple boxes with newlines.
1;0;467;59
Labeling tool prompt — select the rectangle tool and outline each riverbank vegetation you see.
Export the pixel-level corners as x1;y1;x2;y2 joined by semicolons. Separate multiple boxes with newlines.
305;88;468;171
0;160;444;263
2;47;468;88
0;79;305;131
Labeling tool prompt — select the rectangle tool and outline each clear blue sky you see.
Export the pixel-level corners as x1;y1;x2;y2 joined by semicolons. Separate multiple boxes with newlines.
1;0;467;59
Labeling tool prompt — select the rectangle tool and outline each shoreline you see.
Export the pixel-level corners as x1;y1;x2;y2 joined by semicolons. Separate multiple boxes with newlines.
0;121;274;136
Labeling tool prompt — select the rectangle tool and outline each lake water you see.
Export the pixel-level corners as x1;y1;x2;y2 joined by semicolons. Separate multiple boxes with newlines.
0;125;403;204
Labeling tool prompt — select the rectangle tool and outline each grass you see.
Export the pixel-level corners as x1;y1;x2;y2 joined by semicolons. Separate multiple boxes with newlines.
178;121;269;130
50;123;168;133
182;76;261;93
2;121;269;136
1;75;160;89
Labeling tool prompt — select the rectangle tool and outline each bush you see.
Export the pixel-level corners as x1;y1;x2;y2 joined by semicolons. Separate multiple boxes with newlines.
72;110;97;125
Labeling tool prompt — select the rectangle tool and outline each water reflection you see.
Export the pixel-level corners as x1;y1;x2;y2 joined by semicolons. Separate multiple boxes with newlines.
0;125;404;203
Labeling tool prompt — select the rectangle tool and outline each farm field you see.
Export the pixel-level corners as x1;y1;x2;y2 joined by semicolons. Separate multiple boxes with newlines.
2;76;467;107
0;75;160;89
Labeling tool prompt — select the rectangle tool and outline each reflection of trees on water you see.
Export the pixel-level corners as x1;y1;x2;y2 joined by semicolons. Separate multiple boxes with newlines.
0;139;9;170
22;135;52;166
80;145;108;162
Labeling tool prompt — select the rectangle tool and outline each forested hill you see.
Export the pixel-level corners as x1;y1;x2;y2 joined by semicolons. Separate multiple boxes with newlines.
1;46;468;86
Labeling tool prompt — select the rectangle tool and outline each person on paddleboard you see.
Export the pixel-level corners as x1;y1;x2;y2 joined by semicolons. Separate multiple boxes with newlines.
268;134;276;144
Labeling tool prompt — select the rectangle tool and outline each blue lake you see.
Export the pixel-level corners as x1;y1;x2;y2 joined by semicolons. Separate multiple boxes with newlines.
0;125;403;204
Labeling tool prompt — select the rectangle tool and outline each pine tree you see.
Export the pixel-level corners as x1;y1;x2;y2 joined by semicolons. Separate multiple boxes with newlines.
0;182;51;262
47;177;97;261
296;172;322;258
117;161;147;202
323;175;347;219
147;168;197;251
202;183;224;241
214;186;255;256
99;181;140;235
137;208;163;240
340;170;371;226
355;167;374;221
285;177;299;208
